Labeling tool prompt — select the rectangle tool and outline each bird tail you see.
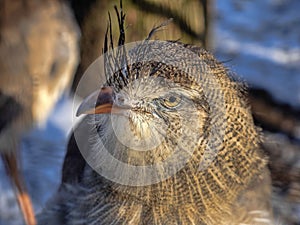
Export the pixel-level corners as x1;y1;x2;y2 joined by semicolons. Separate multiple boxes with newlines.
2;152;36;225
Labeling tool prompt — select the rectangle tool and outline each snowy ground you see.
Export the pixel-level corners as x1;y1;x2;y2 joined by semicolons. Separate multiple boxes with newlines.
214;0;300;108
0;0;299;224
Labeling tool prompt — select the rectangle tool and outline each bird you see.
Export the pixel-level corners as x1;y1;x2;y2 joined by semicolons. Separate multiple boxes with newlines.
38;2;274;225
0;0;79;224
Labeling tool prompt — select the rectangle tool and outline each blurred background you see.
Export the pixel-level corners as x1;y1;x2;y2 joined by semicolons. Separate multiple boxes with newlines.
0;0;299;224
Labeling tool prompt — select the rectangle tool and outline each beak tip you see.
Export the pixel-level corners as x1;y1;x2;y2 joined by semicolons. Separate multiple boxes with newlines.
76;105;85;117
75;111;81;117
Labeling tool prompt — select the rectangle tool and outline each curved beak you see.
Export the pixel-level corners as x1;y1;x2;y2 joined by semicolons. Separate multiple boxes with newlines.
76;87;130;116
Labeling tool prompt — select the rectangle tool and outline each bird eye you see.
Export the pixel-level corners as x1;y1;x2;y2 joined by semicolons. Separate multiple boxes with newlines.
159;94;182;109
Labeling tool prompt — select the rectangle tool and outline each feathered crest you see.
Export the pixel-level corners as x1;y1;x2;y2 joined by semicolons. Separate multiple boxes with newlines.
103;0;129;89
103;0;173;90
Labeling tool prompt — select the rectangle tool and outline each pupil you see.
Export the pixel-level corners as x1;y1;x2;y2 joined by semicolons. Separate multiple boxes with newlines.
169;96;176;103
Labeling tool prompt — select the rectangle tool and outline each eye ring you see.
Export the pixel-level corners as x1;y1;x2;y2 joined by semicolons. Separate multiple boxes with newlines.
158;94;182;109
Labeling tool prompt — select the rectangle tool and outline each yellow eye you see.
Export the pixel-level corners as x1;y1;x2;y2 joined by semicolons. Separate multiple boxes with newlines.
160;94;182;109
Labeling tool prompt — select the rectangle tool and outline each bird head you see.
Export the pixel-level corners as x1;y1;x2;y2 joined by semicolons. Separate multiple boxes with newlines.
76;53;210;170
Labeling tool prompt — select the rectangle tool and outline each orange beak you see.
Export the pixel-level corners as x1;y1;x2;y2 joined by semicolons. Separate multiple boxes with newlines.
76;87;130;116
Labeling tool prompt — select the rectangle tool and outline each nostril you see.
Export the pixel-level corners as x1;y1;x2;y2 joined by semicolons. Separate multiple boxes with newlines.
50;61;59;78
114;94;125;105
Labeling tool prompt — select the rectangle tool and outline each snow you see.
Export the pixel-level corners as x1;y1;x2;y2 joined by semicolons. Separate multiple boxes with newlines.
214;0;300;107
